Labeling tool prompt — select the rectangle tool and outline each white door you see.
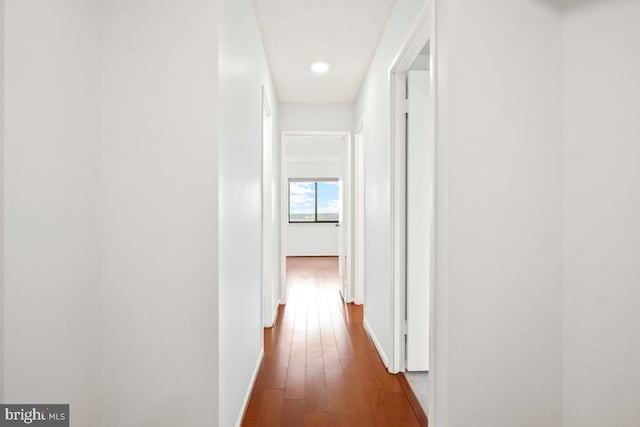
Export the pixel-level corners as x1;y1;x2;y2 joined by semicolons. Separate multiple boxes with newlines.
338;178;347;300
354;129;365;305
405;70;433;371
338;135;352;303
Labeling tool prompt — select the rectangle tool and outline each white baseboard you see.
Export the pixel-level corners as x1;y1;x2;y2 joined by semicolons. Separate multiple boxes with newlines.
363;318;389;368
286;253;339;257
264;300;282;328
339;289;355;304
235;349;264;427
271;299;280;327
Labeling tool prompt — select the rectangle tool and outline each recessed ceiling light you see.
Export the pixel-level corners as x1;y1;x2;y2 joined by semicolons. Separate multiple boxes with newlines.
310;62;330;73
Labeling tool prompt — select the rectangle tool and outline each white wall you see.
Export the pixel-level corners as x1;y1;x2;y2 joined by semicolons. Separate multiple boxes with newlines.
280;103;354;132
3;1;103;424
287;222;339;256
286;158;343;256
354;0;427;371
219;0;280;425
562;2;640;426
101;1;218;426
434;0;563;425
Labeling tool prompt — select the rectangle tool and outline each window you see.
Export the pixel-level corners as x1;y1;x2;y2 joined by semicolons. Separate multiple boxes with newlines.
288;179;339;223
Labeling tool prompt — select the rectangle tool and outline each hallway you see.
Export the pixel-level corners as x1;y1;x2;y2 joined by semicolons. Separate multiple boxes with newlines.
242;257;421;426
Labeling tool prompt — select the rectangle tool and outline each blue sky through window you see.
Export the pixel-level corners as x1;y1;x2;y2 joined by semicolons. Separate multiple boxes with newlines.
289;182;315;215
317;182;339;215
289;180;339;221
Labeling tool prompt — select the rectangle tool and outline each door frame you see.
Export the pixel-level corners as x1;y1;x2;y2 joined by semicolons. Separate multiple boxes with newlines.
262;88;277;327
388;2;437;419
280;131;353;303
353;121;365;306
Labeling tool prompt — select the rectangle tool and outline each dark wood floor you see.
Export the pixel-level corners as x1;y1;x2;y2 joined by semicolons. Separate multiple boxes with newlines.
242;256;421;427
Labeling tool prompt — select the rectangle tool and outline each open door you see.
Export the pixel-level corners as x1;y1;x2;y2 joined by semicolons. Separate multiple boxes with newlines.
337;133;352;303
338;179;347;301
405;70;433;371
341;133;354;303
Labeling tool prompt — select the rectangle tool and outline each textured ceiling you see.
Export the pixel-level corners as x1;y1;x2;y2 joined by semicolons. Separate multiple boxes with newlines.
253;0;397;104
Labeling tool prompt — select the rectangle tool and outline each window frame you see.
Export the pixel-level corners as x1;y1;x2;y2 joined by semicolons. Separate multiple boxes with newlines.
288;178;339;224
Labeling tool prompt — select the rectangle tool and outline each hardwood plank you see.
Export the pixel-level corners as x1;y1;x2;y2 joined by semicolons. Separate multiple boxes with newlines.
345;380;378;427
363;379;394;427
256;389;284;426
304;354;328;412
241;389;263;426
384;392;421;427
326;388;357;427
322;350;343;390
290;332;307;364
284;361;305;399
255;356;288;390
305;412;330;427
281;399;306;427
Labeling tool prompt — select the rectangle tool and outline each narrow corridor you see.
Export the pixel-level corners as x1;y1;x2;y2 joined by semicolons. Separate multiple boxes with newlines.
242;257;421;426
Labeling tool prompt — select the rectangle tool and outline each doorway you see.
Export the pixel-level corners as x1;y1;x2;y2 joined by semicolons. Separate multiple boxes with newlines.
280;132;353;304
389;9;436;421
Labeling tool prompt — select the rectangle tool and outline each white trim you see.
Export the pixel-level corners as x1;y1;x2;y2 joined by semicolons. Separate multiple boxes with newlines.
235;349;264;427
280;132;287;304
262;88;275;327
353;120;365;306
265;300;280;328
282;131;350;136
287;251;339;257
363;318;389;368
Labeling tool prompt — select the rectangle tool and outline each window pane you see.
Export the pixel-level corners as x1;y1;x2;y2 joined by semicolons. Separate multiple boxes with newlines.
317;181;339;222
289;182;316;222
